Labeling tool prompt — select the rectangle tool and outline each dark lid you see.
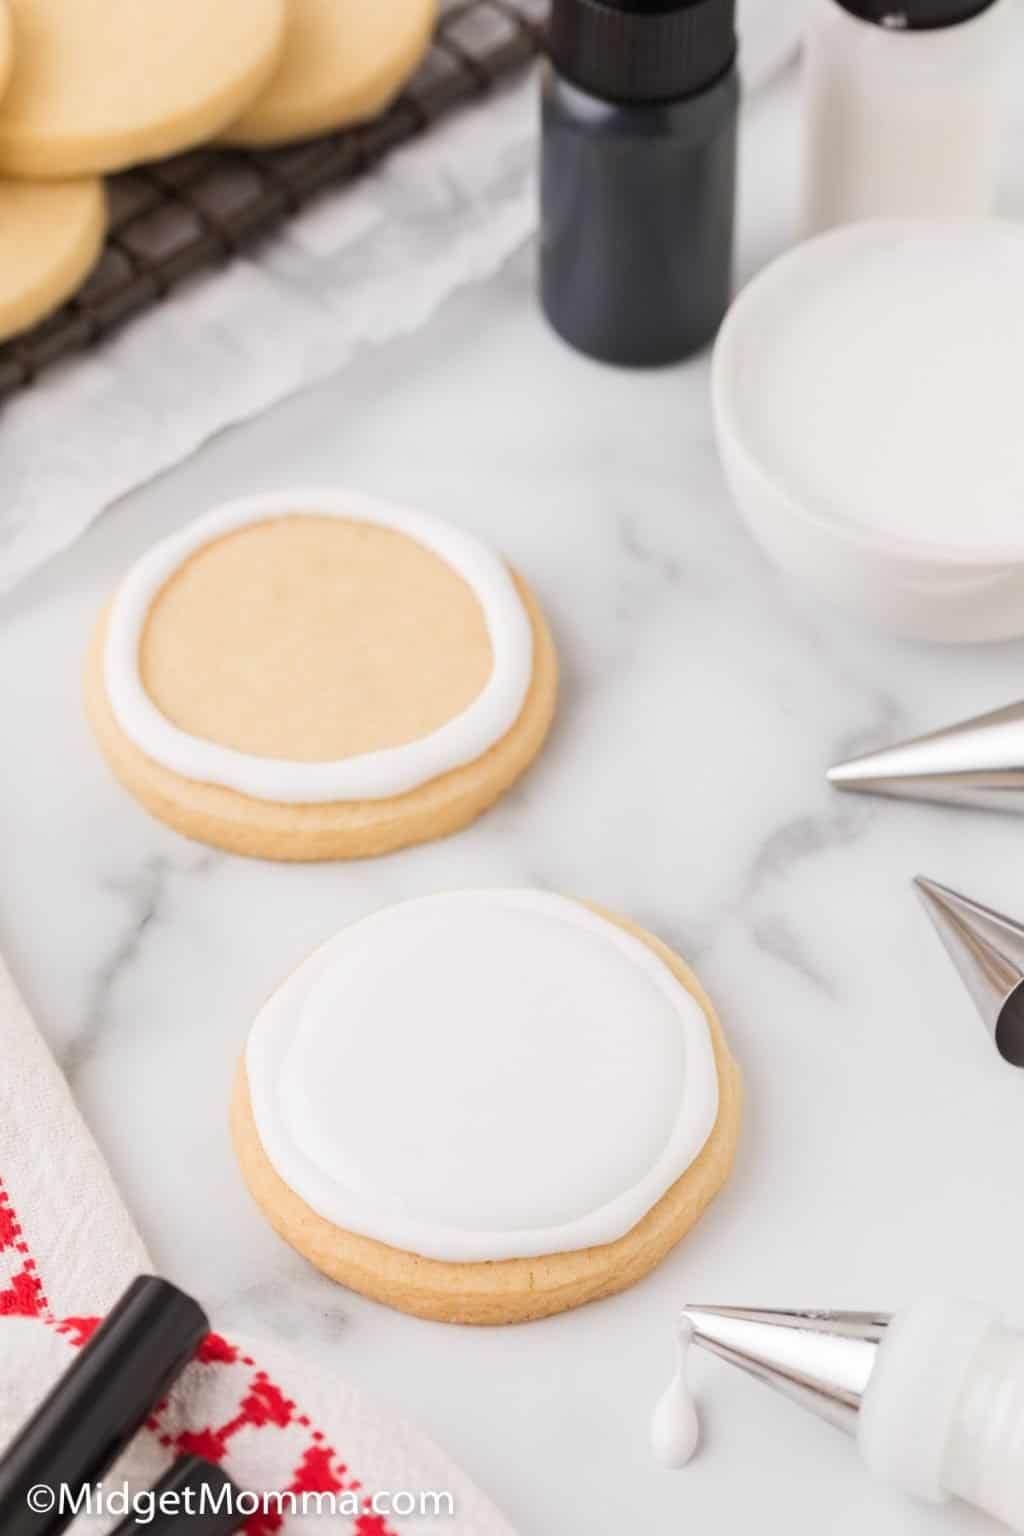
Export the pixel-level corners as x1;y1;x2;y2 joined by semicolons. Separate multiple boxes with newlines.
109;1458;242;1535
835;0;1000;27
548;0;737;104
0;1277;208;1536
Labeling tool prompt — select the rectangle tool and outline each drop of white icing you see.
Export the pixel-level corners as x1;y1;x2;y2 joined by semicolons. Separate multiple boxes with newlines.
651;1319;700;1470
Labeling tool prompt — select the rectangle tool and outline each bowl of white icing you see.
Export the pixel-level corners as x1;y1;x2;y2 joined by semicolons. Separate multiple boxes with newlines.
712;220;1024;643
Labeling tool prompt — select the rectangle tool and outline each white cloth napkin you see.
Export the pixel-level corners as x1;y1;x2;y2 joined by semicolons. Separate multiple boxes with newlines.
0;0;804;601
0;957;517;1535
0;75;539;600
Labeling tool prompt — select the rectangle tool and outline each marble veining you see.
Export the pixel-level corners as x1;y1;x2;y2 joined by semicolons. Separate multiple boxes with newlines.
63;849;216;1083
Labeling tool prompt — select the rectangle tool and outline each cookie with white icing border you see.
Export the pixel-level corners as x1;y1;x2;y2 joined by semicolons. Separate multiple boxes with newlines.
84;490;557;862
223;0;438;148
230;892;742;1325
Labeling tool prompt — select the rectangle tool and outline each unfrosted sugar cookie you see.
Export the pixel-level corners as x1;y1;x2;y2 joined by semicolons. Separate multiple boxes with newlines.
85;490;557;861
0;0;286;178
231;892;743;1325
223;0;437;148
0;177;105;341
0;3;12;104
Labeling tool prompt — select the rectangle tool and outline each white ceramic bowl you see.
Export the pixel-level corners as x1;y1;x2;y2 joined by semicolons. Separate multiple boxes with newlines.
712;221;1024;644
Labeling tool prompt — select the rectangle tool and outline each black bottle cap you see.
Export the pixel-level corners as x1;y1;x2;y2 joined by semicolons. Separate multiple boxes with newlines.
548;0;737;104
109;1458;242;1535
835;0;999;27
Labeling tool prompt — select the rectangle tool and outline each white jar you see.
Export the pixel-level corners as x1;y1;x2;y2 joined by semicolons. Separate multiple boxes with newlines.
803;0;1010;234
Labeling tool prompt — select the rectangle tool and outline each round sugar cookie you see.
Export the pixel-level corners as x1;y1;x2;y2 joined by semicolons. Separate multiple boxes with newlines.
84;490;557;862
0;177;105;341
0;0;286;178
223;0;437;148
231;892;743;1325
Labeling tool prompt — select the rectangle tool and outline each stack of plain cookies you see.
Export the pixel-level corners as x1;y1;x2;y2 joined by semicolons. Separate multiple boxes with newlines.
0;0;438;346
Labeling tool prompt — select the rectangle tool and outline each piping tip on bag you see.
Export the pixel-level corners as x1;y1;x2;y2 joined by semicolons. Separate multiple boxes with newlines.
680;1306;890;1436
828;700;1024;814
915;877;1024;1067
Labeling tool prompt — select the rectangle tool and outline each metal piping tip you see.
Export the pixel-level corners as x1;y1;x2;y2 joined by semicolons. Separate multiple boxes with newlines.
828;700;1024;814
681;1306;890;1437
915;877;1024;1068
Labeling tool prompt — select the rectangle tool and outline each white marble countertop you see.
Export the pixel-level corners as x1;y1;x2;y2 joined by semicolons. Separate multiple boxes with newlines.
4;56;1024;1536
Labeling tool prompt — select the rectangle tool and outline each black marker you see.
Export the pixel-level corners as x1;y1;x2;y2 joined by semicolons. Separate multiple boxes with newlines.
0;1276;208;1536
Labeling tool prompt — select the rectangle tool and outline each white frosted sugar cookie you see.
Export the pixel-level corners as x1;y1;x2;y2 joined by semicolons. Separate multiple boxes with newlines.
232;892;743;1323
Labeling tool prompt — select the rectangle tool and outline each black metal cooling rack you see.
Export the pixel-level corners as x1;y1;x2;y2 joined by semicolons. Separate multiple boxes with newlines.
0;0;546;402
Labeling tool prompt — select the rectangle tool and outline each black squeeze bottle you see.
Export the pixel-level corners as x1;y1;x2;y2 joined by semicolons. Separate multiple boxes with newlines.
540;0;739;367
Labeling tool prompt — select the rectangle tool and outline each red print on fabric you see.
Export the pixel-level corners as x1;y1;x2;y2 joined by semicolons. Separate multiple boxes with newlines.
196;1331;239;1365
0;1173;399;1533
0;1180;50;1319
54;1316;102;1347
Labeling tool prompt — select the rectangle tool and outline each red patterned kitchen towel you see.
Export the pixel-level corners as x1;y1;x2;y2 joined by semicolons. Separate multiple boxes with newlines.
0;958;516;1535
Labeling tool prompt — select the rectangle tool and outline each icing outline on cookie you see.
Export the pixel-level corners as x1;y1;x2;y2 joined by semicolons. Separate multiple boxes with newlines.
245;891;721;1263
104;489;534;804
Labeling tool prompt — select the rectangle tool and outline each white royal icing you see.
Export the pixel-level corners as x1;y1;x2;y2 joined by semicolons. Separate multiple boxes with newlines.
103;488;535;804
652;1318;700;1469
246;890;721;1264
